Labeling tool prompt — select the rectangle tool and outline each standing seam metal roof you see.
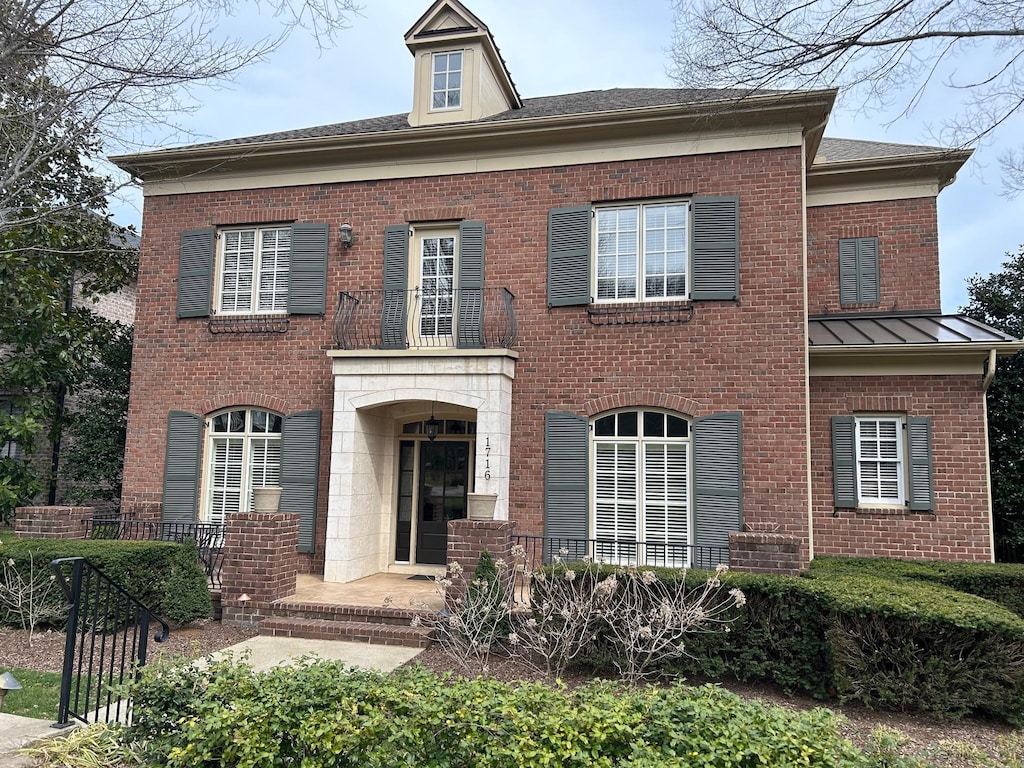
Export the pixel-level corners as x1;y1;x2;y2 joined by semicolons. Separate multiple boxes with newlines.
807;314;1018;347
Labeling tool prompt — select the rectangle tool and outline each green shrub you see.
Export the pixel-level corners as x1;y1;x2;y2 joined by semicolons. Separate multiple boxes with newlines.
810;556;1024;618
0;536;210;626
127;656;870;768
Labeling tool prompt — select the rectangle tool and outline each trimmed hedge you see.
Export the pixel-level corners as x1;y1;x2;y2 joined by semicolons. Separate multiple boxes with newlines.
0;537;211;626
809;556;1024;618
537;562;1024;723
127;657;870;768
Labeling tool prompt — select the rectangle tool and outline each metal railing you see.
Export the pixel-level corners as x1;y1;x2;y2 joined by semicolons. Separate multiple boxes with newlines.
51;557;170;727
511;535;730;605
332;287;517;350
84;516;226;590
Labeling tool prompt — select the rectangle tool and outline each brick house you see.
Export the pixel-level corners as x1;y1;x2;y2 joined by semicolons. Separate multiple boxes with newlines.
111;0;1022;583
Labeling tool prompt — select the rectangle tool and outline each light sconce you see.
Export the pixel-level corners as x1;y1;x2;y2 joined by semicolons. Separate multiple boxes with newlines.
0;671;22;711
339;222;354;248
425;403;441;442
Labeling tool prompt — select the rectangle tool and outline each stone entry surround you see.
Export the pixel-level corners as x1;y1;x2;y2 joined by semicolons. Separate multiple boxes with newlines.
325;350;516;584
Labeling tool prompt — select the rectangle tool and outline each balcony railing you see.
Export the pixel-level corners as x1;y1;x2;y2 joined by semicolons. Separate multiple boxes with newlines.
332;288;517;351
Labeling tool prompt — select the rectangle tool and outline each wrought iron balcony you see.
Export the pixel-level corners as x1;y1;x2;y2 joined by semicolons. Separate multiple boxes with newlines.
332;288;518;351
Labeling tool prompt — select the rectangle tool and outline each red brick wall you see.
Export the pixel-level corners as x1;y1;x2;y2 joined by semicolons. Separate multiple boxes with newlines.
13;506;93;539
122;147;813;570
220;512;299;625
806;199;941;315
810;375;993;561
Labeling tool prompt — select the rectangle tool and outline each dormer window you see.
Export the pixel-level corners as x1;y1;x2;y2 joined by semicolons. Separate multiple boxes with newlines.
431;51;462;110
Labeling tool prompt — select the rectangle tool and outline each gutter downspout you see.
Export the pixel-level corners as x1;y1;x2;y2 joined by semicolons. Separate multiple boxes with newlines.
983;348;997;392
982;348;997;562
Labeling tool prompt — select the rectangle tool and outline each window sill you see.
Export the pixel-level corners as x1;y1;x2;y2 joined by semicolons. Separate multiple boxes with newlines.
833;506;933;517
587;301;694;326
208;316;290;334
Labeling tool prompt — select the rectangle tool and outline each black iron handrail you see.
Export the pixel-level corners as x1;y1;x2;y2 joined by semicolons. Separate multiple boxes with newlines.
332;287;517;350
84;516;225;589
511;535;730;605
51;557;170;727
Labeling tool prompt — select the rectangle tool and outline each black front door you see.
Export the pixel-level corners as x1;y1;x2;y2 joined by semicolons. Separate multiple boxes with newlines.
416;441;469;565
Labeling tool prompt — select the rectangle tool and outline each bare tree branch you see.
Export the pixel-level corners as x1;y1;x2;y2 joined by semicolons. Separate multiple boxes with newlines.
671;0;1024;193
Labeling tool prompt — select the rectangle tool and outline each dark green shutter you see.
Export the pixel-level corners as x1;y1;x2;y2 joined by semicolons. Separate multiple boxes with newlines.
287;222;329;315
547;205;591;307
692;412;742;567
907;416;934;511
831;416;857;508
457;220;485;349
381;225;409;350
839;237;880;305
690;197;739;300
162;411;202;524
177;228;215;318
281;410;322;553
544;411;589;560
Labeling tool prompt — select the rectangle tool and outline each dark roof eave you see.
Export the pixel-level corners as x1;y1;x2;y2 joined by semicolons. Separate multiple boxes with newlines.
110;89;836;177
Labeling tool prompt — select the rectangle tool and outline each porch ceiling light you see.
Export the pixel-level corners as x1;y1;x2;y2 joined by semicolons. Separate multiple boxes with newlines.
0;671;22;711
425;403;441;442
339;222;354;248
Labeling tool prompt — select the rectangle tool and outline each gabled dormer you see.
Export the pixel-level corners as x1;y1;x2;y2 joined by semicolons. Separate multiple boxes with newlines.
405;0;522;127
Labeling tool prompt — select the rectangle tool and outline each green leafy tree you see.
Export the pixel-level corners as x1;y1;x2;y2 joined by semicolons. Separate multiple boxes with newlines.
1;56;137;521
962;245;1024;555
59;326;134;508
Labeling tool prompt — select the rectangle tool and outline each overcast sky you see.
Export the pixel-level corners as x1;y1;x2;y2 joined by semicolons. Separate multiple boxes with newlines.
110;0;1024;313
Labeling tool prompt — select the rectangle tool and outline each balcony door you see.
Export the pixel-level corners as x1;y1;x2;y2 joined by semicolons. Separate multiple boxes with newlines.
410;227;457;347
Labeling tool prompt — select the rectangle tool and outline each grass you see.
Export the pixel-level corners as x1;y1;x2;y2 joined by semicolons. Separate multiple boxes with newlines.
0;667;61;720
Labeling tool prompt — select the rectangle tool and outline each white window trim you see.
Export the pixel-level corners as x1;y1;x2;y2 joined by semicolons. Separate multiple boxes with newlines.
201;409;283;525
590;409;691;565
214;225;291;316
409;224;459;346
430;50;463;112
854;415;907;506
593;199;691;304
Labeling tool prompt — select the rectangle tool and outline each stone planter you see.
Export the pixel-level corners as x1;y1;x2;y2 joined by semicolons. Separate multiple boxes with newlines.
467;492;498;521
252;486;283;514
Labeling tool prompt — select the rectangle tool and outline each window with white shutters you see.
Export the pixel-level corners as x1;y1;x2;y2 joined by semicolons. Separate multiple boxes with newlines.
592;409;690;565
217;226;291;314
204;409;282;524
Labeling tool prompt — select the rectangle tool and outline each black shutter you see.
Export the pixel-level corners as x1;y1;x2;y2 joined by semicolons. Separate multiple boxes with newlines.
831;416;857;508
287;222;329;315
381;225;409;350
908;416;934;511
281;410;322;553
692;412;742;567
547;205;591;307
177;228;215;318
544;411;589;560
690;197;739;300
839;237;880;305
163;411;203;524
457;220;485;349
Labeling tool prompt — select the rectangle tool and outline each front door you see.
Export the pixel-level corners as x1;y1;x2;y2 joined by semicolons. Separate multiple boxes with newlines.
416;441;469;565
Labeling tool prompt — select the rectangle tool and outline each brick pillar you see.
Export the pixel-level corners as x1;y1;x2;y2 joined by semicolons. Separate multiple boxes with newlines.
220;512;299;626
446;519;516;606
13;506;94;539
729;532;804;576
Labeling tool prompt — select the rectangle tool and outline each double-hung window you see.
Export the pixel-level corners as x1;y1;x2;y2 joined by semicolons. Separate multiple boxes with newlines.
855;416;905;504
431;51;462;110
592;409;690;565
217;226;291;314
596;201;689;302
204;409;282;525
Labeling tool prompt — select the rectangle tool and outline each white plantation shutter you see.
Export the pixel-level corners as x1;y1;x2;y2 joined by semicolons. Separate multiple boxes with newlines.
209;438;245;525
250;439;282;491
643;443;689;566
258;228;291;311
594;443;639;559
220;230;256;313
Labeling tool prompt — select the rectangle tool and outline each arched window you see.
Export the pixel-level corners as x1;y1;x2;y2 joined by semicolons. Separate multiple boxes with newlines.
592;409;690;565
204;408;282;524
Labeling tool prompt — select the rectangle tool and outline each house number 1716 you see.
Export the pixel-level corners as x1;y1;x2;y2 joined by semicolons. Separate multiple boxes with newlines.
484;437;491;480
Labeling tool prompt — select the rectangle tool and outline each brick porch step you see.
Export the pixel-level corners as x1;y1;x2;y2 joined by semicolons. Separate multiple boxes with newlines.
259;616;434;647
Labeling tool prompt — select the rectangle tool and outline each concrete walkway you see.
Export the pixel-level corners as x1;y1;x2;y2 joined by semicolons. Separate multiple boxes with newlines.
0;635;424;764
